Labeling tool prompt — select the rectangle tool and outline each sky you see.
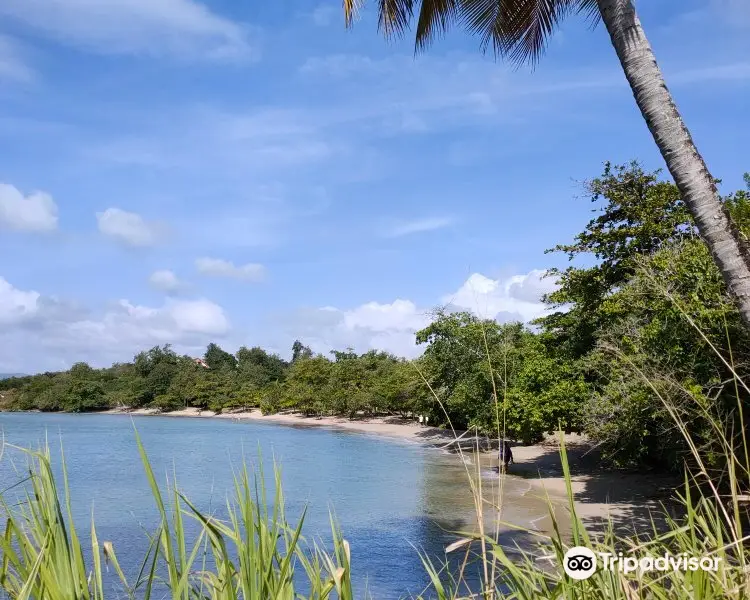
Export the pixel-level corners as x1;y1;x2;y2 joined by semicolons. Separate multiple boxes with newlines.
0;0;748;373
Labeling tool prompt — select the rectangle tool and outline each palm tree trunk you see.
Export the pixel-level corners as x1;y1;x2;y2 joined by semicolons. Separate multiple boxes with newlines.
596;0;750;326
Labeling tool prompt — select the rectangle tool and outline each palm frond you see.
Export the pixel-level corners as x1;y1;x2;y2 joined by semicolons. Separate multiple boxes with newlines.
414;0;462;51
343;0;365;27
355;0;601;65
577;0;601;28
462;0;579;66
460;0;518;56
378;0;415;38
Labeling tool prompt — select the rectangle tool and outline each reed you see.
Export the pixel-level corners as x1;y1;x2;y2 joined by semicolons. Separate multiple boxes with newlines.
2;311;749;598
1;409;748;599
0;430;353;599
414;271;750;599
418;431;748;599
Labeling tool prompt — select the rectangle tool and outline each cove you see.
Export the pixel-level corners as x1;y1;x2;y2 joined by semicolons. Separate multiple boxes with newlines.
0;412;550;597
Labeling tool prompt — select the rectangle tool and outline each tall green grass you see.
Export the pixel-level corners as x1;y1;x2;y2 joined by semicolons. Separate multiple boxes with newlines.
411;275;750;599
0;431;353;600
2;349;749;599
417;431;748;599
2;413;748;600
1;421;747;599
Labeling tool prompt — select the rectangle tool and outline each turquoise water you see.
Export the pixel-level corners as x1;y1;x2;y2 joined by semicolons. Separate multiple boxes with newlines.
0;413;541;597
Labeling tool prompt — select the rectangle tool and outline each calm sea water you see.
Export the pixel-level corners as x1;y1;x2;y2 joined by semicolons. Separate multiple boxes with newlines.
0;413;546;598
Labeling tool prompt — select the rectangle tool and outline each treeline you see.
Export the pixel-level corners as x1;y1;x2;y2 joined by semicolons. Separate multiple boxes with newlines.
3;163;750;473
0;342;430;422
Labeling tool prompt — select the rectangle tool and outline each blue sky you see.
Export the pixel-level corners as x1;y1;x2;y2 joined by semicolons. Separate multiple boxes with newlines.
0;0;748;372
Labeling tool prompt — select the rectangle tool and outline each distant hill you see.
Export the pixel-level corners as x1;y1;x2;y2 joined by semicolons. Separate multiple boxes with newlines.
0;373;26;380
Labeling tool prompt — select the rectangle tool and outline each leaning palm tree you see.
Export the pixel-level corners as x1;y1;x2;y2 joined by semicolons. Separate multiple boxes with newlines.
343;0;750;328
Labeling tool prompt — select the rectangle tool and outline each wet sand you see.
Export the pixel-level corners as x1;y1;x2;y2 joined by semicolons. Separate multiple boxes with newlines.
101;406;680;538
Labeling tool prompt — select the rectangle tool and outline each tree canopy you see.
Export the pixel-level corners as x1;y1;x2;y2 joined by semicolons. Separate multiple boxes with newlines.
3;163;749;473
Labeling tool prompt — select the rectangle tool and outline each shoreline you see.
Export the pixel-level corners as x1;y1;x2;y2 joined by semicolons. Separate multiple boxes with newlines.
2;406;680;536
101;405;462;445
93;406;680;534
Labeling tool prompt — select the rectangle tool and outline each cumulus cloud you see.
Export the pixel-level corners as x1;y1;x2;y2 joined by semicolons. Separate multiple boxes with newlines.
0;183;58;232
382;216;453;238
343;300;430;332
274;270;557;359
148;269;183;293
195;257;265;282
68;298;228;341
275;300;430;359
163;299;228;335
97;208;163;247
0;276;40;325
0;0;256;62
0;276;230;371
1;269;557;371
444;270;557;322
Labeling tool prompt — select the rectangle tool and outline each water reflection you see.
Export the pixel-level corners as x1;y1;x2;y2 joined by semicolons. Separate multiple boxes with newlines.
0;413;557;598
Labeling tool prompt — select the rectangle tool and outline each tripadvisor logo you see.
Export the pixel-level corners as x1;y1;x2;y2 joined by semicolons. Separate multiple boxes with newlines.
564;547;597;580
563;546;721;580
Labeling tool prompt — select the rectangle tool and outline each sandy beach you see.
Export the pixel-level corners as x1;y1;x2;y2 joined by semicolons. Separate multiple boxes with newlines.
101;405;680;535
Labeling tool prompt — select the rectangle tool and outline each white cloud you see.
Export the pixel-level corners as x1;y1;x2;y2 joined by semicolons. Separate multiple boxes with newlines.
0;183;58;232
443;270;557;322
148;270;183;293
0;276;229;371
73;298;228;339
274;270;557;359
0;0;256;62
0;277;40;325
163;299;228;334
97;208;163;247
382;217;453;237
195;257;265;282
274;300;430;359
343;300;430;332
0;269;559;371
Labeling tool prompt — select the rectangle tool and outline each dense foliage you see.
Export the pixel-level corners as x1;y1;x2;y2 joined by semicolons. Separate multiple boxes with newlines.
3;165;749;472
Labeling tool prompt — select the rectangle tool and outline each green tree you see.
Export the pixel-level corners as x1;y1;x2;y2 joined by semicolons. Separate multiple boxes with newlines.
536;169;750;465
343;0;750;329
327;349;398;417
539;162;693;358
587;236;750;470
381;359;429;417
505;338;588;442
62;363;107;412
144;361;178;401
258;381;284;414
134;345;178;377
283;355;334;416
236;346;287;388
204;343;237;371
17;373;69;411
540;166;750;360
417;311;586;441
291;340;313;363
416;310;500;429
